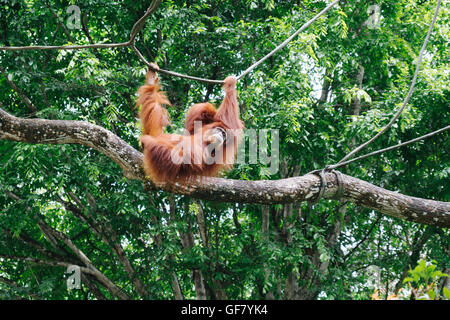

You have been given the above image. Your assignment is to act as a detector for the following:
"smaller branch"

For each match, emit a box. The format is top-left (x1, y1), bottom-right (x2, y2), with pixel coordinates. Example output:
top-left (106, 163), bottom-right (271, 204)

top-left (0, 276), bottom-right (18, 287)
top-left (5, 190), bottom-right (61, 251)
top-left (81, 13), bottom-right (103, 61)
top-left (7, 50), bottom-right (52, 109)
top-left (60, 191), bottom-right (148, 298)
top-left (0, 276), bottom-right (40, 299)
top-left (195, 200), bottom-right (210, 248)
top-left (0, 66), bottom-right (37, 113)
top-left (0, 42), bottom-right (131, 51)
top-left (343, 214), bottom-right (382, 262)
top-left (0, 254), bottom-right (97, 276)
top-left (41, 222), bottom-right (131, 300)
top-left (128, 0), bottom-right (162, 44)
top-left (2, 227), bottom-right (66, 263)
top-left (46, 4), bottom-right (75, 43)
top-left (158, 195), bottom-right (185, 300)
top-left (394, 226), bottom-right (435, 293)
top-left (81, 273), bottom-right (108, 300)
top-left (4, 189), bottom-right (130, 300)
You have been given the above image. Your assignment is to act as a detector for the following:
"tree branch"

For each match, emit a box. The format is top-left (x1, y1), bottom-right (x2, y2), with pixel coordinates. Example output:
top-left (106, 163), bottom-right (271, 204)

top-left (0, 254), bottom-right (97, 276)
top-left (4, 189), bottom-right (130, 300)
top-left (0, 66), bottom-right (38, 113)
top-left (57, 192), bottom-right (148, 298)
top-left (0, 108), bottom-right (449, 228)
top-left (44, 224), bottom-right (130, 300)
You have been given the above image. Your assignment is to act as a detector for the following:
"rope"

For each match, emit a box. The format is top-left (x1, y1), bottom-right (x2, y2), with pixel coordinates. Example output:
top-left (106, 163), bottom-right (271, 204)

top-left (307, 168), bottom-right (345, 203)
top-left (307, 124), bottom-right (448, 203)
top-left (0, 0), bottom-right (339, 85)
top-left (306, 125), bottom-right (449, 203)
top-left (303, 0), bottom-right (445, 204)
top-left (336, 0), bottom-right (441, 165)
top-left (131, 45), bottom-right (223, 85)
top-left (326, 125), bottom-right (450, 171)
top-left (309, 169), bottom-right (327, 204)
top-left (332, 169), bottom-right (345, 200)
top-left (237, 0), bottom-right (340, 81)
top-left (142, 0), bottom-right (339, 84)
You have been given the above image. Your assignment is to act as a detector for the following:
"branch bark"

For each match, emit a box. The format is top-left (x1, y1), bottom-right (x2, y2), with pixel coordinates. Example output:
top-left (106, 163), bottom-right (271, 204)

top-left (0, 108), bottom-right (449, 228)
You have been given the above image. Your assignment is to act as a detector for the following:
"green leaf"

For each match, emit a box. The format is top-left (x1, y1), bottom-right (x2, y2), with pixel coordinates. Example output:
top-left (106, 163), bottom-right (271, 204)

top-left (427, 289), bottom-right (435, 300)
top-left (443, 287), bottom-right (450, 299)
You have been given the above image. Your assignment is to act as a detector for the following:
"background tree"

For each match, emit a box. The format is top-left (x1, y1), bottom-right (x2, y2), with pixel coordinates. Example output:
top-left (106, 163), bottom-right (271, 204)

top-left (0, 0), bottom-right (448, 300)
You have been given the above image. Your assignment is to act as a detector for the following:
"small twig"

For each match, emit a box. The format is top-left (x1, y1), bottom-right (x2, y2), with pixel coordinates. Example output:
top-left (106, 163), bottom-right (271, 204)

top-left (46, 3), bottom-right (75, 43)
top-left (343, 213), bottom-right (382, 262)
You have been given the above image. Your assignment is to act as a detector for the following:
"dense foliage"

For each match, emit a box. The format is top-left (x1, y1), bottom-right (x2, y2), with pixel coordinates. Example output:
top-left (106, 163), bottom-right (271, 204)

top-left (0, 0), bottom-right (448, 300)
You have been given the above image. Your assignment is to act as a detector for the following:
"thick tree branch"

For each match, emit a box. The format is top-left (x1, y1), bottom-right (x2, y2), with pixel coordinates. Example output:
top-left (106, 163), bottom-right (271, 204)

top-left (0, 107), bottom-right (143, 179)
top-left (0, 108), bottom-right (449, 228)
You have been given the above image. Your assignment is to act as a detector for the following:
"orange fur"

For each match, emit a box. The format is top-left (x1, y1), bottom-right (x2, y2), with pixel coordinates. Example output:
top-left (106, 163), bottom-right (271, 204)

top-left (136, 78), bottom-right (171, 137)
top-left (137, 70), bottom-right (244, 183)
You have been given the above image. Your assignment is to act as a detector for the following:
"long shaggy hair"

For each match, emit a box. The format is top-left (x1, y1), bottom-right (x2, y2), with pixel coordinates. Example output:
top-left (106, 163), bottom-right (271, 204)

top-left (137, 71), bottom-right (244, 183)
